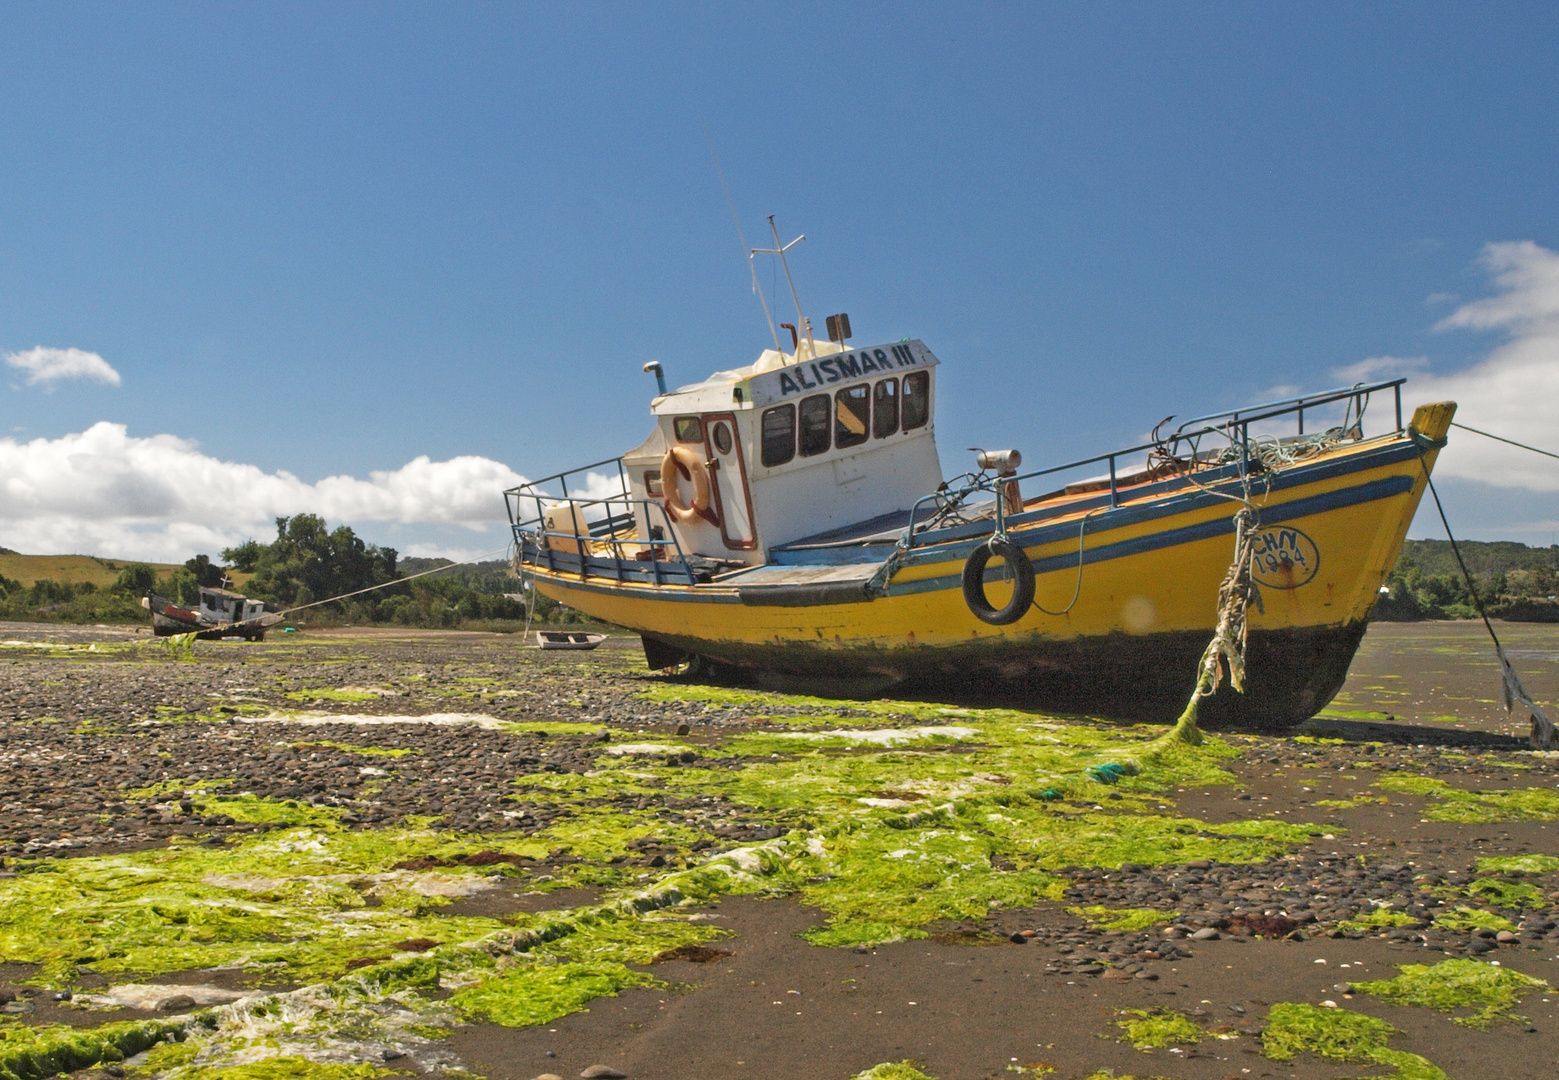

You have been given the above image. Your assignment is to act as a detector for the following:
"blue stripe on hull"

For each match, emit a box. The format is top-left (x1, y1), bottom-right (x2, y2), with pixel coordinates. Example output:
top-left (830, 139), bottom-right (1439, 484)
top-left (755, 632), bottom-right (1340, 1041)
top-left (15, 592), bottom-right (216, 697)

top-left (536, 469), bottom-right (1415, 605)
top-left (771, 437), bottom-right (1423, 567)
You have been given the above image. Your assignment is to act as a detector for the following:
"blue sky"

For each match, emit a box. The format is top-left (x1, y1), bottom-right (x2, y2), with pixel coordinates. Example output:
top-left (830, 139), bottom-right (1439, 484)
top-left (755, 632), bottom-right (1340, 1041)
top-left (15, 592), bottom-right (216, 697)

top-left (3, 3), bottom-right (1557, 560)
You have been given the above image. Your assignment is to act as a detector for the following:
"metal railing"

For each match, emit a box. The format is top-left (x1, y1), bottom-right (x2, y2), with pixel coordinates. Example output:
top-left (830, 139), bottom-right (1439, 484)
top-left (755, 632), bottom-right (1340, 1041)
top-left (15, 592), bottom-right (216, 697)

top-left (504, 458), bottom-right (698, 585)
top-left (902, 379), bottom-right (1406, 548)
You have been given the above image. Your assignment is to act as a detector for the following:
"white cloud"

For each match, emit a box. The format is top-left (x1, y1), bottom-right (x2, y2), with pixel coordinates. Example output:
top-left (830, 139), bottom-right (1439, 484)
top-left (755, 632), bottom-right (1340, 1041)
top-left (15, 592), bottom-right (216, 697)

top-left (5, 346), bottom-right (121, 388)
top-left (1404, 241), bottom-right (1559, 492)
top-left (1331, 355), bottom-right (1428, 384)
top-left (0, 422), bottom-right (543, 562)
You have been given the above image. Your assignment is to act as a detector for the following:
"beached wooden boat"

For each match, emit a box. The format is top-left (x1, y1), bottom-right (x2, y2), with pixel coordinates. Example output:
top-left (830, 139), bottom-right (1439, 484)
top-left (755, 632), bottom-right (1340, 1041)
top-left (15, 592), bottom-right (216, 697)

top-left (535, 631), bottom-right (608, 650)
top-left (506, 311), bottom-right (1453, 730)
top-left (142, 586), bottom-right (282, 641)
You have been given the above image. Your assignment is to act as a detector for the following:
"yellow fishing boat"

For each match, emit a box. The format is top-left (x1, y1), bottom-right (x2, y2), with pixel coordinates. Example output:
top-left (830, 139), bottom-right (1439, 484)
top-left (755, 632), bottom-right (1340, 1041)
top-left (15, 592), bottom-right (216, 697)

top-left (506, 244), bottom-right (1454, 730)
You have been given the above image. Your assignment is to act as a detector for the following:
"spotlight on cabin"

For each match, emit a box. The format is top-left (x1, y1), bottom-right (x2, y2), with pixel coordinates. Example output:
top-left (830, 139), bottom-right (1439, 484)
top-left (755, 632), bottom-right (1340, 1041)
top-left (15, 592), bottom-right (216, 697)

top-left (974, 449), bottom-right (1022, 475)
top-left (826, 313), bottom-right (852, 343)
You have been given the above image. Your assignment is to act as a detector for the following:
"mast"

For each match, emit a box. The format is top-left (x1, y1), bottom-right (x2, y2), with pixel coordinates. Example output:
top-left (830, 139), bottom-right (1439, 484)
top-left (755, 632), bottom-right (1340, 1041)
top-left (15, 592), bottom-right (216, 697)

top-left (754, 217), bottom-right (814, 356)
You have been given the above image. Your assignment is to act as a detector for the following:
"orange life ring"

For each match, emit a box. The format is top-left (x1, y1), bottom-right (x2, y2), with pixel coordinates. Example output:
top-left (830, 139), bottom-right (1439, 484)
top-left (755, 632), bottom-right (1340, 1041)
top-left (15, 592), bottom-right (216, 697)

top-left (661, 444), bottom-right (717, 525)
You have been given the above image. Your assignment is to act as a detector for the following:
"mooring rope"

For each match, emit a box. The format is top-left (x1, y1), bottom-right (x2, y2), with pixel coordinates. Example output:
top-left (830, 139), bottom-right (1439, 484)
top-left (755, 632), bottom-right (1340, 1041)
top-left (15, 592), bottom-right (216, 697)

top-left (1153, 505), bottom-right (1261, 747)
top-left (1416, 457), bottom-right (1558, 750)
top-left (219, 545), bottom-right (514, 630)
top-left (1029, 507), bottom-right (1107, 617)
top-left (1450, 421), bottom-right (1559, 463)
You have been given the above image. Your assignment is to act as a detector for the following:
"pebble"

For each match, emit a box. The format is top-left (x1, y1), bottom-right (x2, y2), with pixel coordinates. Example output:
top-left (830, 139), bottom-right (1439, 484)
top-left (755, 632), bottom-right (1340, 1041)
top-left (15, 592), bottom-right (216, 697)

top-left (1191, 928), bottom-right (1220, 941)
top-left (1497, 930), bottom-right (1519, 943)
top-left (158, 994), bottom-right (196, 1012)
top-left (580, 1068), bottom-right (627, 1079)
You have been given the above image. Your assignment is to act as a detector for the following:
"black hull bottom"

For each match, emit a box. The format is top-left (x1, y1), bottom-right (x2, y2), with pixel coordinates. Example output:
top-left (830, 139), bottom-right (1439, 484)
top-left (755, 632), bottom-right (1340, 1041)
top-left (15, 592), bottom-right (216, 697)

top-left (641, 621), bottom-right (1369, 733)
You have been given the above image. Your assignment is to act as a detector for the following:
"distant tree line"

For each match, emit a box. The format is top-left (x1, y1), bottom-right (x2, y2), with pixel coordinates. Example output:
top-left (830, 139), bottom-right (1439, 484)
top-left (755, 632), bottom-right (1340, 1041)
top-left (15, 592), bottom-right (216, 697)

top-left (0, 515), bottom-right (593, 630)
top-left (1374, 540), bottom-right (1559, 622)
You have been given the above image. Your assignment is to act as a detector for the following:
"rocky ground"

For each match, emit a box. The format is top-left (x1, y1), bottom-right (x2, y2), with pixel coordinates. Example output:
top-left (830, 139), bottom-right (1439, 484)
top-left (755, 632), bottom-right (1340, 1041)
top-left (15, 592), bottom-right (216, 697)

top-left (0, 620), bottom-right (1557, 1080)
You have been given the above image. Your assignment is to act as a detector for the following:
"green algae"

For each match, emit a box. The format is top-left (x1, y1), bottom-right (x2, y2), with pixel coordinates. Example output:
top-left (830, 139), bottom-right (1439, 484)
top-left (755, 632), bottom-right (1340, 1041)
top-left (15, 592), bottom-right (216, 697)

top-left (1464, 877), bottom-right (1545, 908)
top-left (508, 707), bottom-right (1311, 948)
top-left (284, 689), bottom-right (388, 703)
top-left (1315, 795), bottom-right (1389, 809)
top-left (449, 960), bottom-right (660, 1026)
top-left (161, 633), bottom-right (198, 660)
top-left (1477, 854), bottom-right (1559, 875)
top-left (1433, 906), bottom-right (1516, 933)
top-left (1354, 957), bottom-right (1549, 1028)
top-left (849, 1062), bottom-right (937, 1080)
top-left (1314, 709), bottom-right (1393, 721)
top-left (1259, 1003), bottom-right (1447, 1080)
top-left (0, 820), bottom-right (554, 985)
top-left (500, 720), bottom-right (607, 735)
top-left (1336, 906), bottom-right (1421, 932)
top-left (1112, 1008), bottom-right (1203, 1049)
top-left (1374, 773), bottom-right (1559, 822)
top-left (159, 1057), bottom-right (391, 1080)
top-left (0, 1018), bottom-right (186, 1080)
top-left (289, 740), bottom-right (412, 758)
top-left (0, 685), bottom-right (1325, 1063)
top-left (1069, 907), bottom-right (1177, 932)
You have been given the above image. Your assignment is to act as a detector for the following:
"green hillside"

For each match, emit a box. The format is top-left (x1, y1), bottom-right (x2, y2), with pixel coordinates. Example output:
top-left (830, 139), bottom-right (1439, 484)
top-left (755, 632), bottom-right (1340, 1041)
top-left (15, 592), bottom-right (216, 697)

top-left (0, 553), bottom-right (183, 588)
top-left (1378, 539), bottom-right (1559, 621)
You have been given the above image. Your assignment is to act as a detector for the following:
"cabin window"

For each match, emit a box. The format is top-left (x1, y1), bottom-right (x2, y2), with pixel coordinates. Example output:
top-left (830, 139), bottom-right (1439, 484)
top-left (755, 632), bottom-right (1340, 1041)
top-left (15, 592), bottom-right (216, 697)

top-left (711, 421), bottom-right (734, 455)
top-left (835, 385), bottom-right (870, 450)
top-left (674, 416), bottom-right (703, 442)
top-left (902, 370), bottom-right (930, 430)
top-left (643, 469), bottom-right (663, 497)
top-left (799, 394), bottom-right (831, 456)
top-left (760, 406), bottom-right (795, 466)
top-left (872, 378), bottom-right (899, 438)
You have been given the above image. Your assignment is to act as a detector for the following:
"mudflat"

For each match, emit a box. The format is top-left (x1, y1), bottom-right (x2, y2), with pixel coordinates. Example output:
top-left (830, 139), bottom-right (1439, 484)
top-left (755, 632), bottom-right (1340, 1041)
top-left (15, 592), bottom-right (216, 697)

top-left (1, 619), bottom-right (1557, 1080)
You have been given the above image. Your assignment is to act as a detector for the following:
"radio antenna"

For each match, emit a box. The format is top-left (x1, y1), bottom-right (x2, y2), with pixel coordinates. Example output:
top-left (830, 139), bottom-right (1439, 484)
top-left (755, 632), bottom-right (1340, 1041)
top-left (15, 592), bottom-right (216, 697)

top-left (701, 119), bottom-right (782, 353)
top-left (753, 216), bottom-right (813, 354)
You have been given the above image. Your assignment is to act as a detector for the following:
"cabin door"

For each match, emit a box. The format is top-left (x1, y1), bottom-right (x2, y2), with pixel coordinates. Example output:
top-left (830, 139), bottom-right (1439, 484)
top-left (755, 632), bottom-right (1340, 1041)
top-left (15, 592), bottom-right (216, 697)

top-left (700, 412), bottom-right (756, 550)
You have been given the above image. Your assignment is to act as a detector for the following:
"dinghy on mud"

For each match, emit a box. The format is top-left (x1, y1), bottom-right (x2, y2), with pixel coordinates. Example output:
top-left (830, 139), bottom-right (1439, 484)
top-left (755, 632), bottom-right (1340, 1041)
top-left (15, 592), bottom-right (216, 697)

top-left (505, 243), bottom-right (1454, 730)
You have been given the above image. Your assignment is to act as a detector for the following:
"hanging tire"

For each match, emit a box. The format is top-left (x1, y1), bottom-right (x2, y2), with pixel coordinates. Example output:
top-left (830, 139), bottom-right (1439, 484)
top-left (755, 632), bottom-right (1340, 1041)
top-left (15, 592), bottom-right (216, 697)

top-left (962, 538), bottom-right (1035, 625)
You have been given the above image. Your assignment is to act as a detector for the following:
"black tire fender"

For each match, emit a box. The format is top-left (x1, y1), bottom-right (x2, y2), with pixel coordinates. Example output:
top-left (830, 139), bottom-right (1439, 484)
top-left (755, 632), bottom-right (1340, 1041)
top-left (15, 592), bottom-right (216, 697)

top-left (961, 537), bottom-right (1036, 625)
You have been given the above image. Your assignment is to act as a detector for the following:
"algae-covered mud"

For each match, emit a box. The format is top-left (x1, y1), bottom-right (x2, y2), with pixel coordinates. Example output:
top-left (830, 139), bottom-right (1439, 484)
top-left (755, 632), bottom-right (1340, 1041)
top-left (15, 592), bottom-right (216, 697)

top-left (2, 620), bottom-right (1558, 1080)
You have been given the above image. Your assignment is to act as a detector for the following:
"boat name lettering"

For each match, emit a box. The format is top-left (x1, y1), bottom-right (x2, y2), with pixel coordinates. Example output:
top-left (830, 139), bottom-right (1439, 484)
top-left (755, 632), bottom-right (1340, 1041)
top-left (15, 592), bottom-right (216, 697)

top-left (776, 344), bottom-right (918, 397)
top-left (1249, 526), bottom-right (1320, 589)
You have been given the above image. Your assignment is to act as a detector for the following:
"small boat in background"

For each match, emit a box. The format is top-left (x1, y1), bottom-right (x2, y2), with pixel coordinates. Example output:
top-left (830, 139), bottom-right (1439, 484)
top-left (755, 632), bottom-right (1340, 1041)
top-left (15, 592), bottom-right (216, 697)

top-left (534, 630), bottom-right (608, 650)
top-left (141, 585), bottom-right (282, 641)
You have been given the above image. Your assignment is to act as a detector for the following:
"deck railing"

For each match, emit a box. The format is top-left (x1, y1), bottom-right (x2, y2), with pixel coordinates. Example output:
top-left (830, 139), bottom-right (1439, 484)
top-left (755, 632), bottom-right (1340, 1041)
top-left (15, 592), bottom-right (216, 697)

top-left (508, 379), bottom-right (1409, 572)
top-left (505, 457), bottom-right (700, 585)
top-left (903, 379), bottom-right (1406, 547)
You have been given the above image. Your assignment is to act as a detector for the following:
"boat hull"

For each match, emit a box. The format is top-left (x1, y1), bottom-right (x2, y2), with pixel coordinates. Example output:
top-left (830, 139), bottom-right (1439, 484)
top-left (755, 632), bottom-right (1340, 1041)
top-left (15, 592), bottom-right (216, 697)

top-left (525, 407), bottom-right (1453, 730)
top-left (638, 619), bottom-right (1367, 730)
top-left (146, 595), bottom-right (280, 641)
